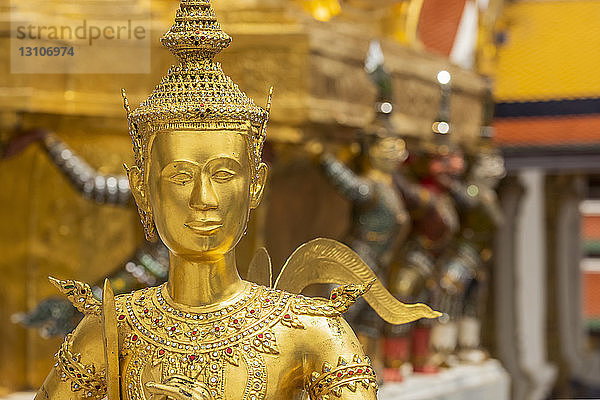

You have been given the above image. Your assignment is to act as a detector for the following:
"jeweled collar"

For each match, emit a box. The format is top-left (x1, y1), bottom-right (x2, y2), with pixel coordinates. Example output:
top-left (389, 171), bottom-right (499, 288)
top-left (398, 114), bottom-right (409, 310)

top-left (119, 283), bottom-right (293, 354)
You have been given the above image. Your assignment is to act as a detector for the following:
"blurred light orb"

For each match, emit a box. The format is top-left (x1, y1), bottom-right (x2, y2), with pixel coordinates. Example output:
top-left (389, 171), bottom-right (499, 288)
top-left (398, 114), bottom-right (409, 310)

top-left (433, 121), bottom-right (450, 134)
top-left (303, 0), bottom-right (341, 22)
top-left (437, 70), bottom-right (451, 85)
top-left (467, 184), bottom-right (480, 197)
top-left (380, 102), bottom-right (393, 114)
top-left (314, 6), bottom-right (332, 21)
top-left (438, 121), bottom-right (450, 133)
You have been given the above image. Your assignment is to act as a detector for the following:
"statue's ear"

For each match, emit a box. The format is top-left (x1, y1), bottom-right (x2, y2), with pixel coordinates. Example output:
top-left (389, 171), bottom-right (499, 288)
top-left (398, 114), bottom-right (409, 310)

top-left (250, 162), bottom-right (268, 209)
top-left (126, 165), bottom-right (151, 213)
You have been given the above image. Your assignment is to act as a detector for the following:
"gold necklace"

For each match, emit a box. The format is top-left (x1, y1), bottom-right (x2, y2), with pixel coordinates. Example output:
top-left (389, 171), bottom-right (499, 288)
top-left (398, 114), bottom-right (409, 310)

top-left (117, 284), bottom-right (301, 400)
top-left (50, 277), bottom-right (382, 400)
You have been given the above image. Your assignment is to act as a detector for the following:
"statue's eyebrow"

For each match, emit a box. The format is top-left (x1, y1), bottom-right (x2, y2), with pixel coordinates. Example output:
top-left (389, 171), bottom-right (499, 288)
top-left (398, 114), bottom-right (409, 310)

top-left (205, 156), bottom-right (242, 170)
top-left (161, 160), bottom-right (199, 173)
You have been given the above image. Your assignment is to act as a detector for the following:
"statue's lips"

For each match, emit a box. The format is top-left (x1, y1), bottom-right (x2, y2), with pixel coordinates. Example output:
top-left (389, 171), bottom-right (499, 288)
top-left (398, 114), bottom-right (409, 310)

top-left (184, 220), bottom-right (223, 235)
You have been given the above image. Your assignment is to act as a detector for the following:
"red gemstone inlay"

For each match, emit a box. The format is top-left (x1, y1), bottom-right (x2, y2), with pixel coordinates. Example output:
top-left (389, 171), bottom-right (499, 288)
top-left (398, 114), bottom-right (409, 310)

top-left (233, 319), bottom-right (239, 323)
top-left (118, 315), bottom-right (125, 320)
top-left (348, 370), bottom-right (354, 375)
top-left (132, 335), bottom-right (138, 341)
top-left (331, 294), bottom-right (337, 299)
top-left (250, 310), bottom-right (255, 314)
top-left (189, 355), bottom-right (196, 361)
top-left (284, 314), bottom-right (290, 319)
top-left (357, 369), bottom-right (363, 373)
top-left (171, 327), bottom-right (176, 332)
top-left (226, 348), bottom-right (232, 354)
top-left (192, 330), bottom-right (197, 335)
top-left (77, 374), bottom-right (82, 378)
top-left (258, 334), bottom-right (263, 339)
top-left (159, 350), bottom-right (165, 355)
top-left (337, 372), bottom-right (342, 378)
top-left (143, 308), bottom-right (148, 313)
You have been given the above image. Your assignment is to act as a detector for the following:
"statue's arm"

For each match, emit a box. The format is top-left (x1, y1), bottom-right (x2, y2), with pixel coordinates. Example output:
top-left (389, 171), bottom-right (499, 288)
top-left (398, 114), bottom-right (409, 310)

top-left (42, 132), bottom-right (131, 205)
top-left (35, 314), bottom-right (107, 400)
top-left (303, 316), bottom-right (377, 400)
top-left (319, 153), bottom-right (373, 203)
top-left (393, 172), bottom-right (435, 215)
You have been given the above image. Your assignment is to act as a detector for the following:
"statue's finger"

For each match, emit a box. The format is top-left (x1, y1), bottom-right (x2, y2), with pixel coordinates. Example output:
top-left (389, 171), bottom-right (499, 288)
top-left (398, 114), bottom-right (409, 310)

top-left (165, 374), bottom-right (195, 386)
top-left (145, 382), bottom-right (193, 399)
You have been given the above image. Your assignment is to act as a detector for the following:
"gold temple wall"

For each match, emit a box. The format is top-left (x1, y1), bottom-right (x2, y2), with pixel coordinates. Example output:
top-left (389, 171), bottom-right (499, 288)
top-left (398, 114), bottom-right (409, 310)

top-left (0, 0), bottom-right (488, 391)
top-left (0, 115), bottom-right (142, 390)
top-left (0, 1), bottom-right (174, 389)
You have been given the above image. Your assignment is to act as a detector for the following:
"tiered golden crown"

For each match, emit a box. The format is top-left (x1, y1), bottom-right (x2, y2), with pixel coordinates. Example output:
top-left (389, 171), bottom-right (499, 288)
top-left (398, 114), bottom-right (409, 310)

top-left (123, 0), bottom-right (272, 174)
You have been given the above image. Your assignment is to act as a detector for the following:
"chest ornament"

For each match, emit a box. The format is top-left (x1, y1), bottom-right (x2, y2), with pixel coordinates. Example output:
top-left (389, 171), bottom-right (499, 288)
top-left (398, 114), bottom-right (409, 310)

top-left (116, 284), bottom-right (351, 400)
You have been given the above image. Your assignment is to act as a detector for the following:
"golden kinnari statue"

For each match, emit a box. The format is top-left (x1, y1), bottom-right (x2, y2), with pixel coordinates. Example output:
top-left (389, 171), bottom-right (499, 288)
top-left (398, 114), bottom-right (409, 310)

top-left (35, 1), bottom-right (439, 399)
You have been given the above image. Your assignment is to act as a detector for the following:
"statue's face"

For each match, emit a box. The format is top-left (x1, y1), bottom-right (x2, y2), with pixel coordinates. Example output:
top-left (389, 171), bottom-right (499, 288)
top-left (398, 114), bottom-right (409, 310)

top-left (143, 130), bottom-right (265, 259)
top-left (429, 150), bottom-right (464, 182)
top-left (368, 137), bottom-right (407, 174)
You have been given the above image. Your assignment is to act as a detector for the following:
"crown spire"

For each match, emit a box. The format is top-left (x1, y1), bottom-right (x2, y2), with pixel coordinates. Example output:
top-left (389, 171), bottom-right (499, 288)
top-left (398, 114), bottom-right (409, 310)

top-left (125, 0), bottom-right (271, 179)
top-left (161, 0), bottom-right (232, 62)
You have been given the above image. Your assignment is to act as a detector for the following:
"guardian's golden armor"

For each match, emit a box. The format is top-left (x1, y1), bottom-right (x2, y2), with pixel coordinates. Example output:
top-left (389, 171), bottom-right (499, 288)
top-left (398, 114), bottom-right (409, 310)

top-left (35, 1), bottom-right (439, 399)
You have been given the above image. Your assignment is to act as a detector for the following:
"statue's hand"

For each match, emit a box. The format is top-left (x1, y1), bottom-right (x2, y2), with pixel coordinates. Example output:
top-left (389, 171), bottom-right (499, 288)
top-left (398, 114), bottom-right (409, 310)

top-left (11, 296), bottom-right (79, 338)
top-left (2, 127), bottom-right (49, 159)
top-left (146, 375), bottom-right (213, 400)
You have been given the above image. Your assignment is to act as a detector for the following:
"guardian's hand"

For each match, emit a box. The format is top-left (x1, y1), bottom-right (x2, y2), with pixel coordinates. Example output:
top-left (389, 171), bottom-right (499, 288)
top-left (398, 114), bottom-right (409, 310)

top-left (2, 127), bottom-right (48, 159)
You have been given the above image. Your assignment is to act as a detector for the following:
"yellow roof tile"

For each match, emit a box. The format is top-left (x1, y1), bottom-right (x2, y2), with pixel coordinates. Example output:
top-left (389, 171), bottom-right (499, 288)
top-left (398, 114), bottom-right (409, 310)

top-left (496, 1), bottom-right (600, 102)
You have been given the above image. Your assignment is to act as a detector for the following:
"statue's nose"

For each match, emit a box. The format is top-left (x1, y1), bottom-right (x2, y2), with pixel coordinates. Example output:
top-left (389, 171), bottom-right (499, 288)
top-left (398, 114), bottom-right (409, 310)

top-left (189, 175), bottom-right (218, 210)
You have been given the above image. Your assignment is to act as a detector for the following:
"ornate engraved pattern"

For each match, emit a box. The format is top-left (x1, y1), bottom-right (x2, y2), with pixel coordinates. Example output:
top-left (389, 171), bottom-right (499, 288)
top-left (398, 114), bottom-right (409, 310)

top-left (49, 277), bottom-right (101, 316)
top-left (53, 280), bottom-right (366, 400)
top-left (328, 281), bottom-right (374, 314)
top-left (123, 0), bottom-right (271, 186)
top-left (116, 284), bottom-right (333, 400)
top-left (54, 333), bottom-right (106, 399)
top-left (306, 355), bottom-right (378, 400)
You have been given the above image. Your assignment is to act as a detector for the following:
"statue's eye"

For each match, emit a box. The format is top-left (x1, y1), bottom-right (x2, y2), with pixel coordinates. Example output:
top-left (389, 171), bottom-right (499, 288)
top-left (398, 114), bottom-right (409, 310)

top-left (212, 170), bottom-right (235, 182)
top-left (169, 171), bottom-right (193, 185)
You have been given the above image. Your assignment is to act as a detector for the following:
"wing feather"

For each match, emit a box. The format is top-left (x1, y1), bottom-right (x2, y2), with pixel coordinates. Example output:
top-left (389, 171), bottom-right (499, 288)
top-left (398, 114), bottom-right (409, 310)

top-left (246, 247), bottom-right (273, 288)
top-left (274, 238), bottom-right (441, 324)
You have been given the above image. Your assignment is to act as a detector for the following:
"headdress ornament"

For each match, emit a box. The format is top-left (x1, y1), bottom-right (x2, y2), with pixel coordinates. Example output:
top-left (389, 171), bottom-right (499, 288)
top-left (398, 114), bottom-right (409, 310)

top-left (122, 0), bottom-right (272, 241)
top-left (122, 0), bottom-right (272, 177)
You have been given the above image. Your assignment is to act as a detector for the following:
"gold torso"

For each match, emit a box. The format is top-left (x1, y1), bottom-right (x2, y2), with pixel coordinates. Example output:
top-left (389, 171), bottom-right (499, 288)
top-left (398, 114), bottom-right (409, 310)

top-left (113, 284), bottom-right (375, 400)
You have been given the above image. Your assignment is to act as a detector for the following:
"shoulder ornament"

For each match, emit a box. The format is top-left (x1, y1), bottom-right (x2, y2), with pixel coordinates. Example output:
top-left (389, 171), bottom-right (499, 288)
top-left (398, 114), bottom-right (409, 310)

top-left (307, 354), bottom-right (378, 400)
top-left (54, 333), bottom-right (107, 399)
top-left (290, 281), bottom-right (373, 319)
top-left (49, 277), bottom-right (101, 316)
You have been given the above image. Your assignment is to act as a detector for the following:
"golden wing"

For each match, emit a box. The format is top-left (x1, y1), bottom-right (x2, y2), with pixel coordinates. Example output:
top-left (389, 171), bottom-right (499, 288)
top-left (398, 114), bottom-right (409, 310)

top-left (245, 247), bottom-right (273, 288)
top-left (274, 238), bottom-right (441, 324)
